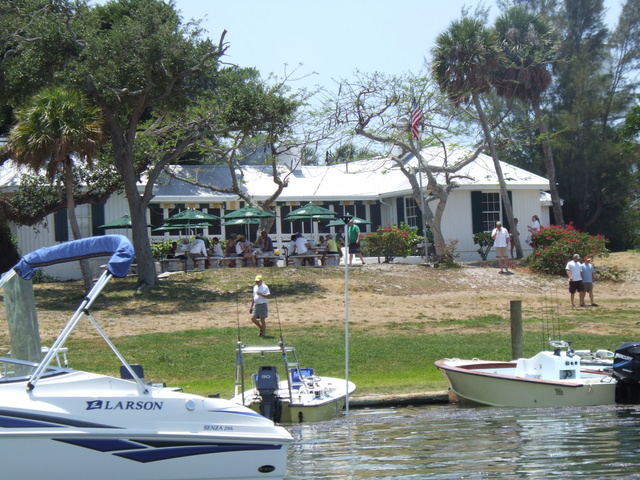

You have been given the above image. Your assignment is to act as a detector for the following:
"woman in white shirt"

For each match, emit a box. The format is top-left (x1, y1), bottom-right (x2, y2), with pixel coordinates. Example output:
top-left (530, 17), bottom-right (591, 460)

top-left (527, 215), bottom-right (541, 248)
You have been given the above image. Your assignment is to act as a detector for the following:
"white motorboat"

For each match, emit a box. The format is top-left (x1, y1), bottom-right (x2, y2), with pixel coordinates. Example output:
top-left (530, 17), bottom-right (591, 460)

top-left (435, 340), bottom-right (618, 408)
top-left (0, 236), bottom-right (292, 480)
top-left (231, 344), bottom-right (356, 423)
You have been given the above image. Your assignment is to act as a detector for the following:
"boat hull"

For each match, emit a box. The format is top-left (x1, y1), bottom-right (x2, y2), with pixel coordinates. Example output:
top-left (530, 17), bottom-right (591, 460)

top-left (0, 371), bottom-right (291, 480)
top-left (233, 377), bottom-right (356, 423)
top-left (245, 396), bottom-right (348, 423)
top-left (435, 359), bottom-right (616, 408)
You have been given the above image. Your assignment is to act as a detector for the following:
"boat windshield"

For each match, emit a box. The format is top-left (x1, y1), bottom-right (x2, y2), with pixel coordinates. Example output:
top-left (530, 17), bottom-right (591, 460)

top-left (0, 356), bottom-right (66, 383)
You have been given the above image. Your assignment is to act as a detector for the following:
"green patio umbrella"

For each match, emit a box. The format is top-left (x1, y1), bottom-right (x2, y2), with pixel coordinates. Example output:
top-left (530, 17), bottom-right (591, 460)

top-left (153, 222), bottom-right (212, 233)
top-left (325, 216), bottom-right (371, 228)
top-left (98, 214), bottom-right (152, 229)
top-left (221, 206), bottom-right (276, 220)
top-left (222, 217), bottom-right (262, 241)
top-left (221, 218), bottom-right (262, 226)
top-left (164, 209), bottom-right (219, 224)
top-left (285, 203), bottom-right (337, 219)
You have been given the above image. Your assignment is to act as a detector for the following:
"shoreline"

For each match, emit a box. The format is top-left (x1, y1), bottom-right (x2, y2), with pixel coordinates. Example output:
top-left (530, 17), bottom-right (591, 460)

top-left (349, 390), bottom-right (451, 408)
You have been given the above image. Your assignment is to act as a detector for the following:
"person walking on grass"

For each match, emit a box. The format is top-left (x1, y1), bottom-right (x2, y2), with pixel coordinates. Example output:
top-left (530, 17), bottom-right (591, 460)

top-left (566, 254), bottom-right (586, 307)
top-left (347, 219), bottom-right (365, 266)
top-left (491, 221), bottom-right (510, 274)
top-left (250, 275), bottom-right (270, 337)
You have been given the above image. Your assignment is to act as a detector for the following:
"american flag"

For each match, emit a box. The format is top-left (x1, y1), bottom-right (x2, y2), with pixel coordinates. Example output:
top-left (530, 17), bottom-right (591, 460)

top-left (411, 100), bottom-right (423, 140)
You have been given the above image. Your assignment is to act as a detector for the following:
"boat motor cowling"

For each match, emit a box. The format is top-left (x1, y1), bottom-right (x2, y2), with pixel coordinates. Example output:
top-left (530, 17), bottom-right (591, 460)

top-left (256, 366), bottom-right (282, 422)
top-left (613, 342), bottom-right (640, 404)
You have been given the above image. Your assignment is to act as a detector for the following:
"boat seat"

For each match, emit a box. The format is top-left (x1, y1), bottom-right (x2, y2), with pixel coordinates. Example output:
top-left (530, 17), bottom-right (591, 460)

top-left (290, 368), bottom-right (315, 389)
top-left (120, 364), bottom-right (146, 382)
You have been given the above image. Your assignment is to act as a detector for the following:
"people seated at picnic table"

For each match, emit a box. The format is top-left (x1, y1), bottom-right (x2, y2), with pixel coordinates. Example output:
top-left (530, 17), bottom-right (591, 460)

top-left (292, 232), bottom-right (314, 266)
top-left (224, 233), bottom-right (238, 267)
top-left (166, 241), bottom-right (178, 259)
top-left (189, 236), bottom-right (209, 268)
top-left (236, 235), bottom-right (257, 267)
top-left (210, 237), bottom-right (223, 258)
top-left (255, 230), bottom-right (276, 266)
top-left (175, 239), bottom-right (190, 259)
top-left (317, 235), bottom-right (328, 265)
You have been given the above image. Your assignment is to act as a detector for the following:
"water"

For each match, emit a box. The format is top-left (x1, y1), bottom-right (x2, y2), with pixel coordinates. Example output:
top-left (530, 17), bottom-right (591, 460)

top-left (285, 405), bottom-right (640, 479)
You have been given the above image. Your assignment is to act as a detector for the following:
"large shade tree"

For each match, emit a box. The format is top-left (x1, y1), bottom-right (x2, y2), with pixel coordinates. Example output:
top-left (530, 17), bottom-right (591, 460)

top-left (2, 0), bottom-right (301, 288)
top-left (432, 17), bottom-right (524, 257)
top-left (6, 86), bottom-right (105, 291)
top-left (494, 6), bottom-right (564, 226)
top-left (331, 72), bottom-right (486, 258)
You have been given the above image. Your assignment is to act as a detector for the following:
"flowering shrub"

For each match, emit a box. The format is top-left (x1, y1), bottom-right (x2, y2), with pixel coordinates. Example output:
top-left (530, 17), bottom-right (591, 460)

top-left (528, 224), bottom-right (609, 275)
top-left (361, 223), bottom-right (422, 263)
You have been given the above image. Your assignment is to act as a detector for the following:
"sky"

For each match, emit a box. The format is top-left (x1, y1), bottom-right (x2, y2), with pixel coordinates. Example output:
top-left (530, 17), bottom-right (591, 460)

top-left (174, 0), bottom-right (624, 93)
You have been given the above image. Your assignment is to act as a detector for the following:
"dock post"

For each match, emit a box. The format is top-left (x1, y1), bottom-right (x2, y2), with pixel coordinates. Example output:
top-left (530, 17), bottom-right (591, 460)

top-left (510, 300), bottom-right (523, 360)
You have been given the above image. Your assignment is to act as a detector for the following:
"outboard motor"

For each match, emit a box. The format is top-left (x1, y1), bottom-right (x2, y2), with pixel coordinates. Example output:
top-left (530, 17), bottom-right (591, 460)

top-left (255, 366), bottom-right (282, 422)
top-left (613, 342), bottom-right (640, 404)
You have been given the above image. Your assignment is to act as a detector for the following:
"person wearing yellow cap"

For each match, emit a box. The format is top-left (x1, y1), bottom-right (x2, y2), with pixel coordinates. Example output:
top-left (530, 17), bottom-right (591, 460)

top-left (250, 275), bottom-right (270, 336)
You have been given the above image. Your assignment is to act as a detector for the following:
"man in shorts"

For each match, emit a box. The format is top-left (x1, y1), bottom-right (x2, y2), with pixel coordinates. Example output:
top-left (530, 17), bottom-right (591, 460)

top-left (347, 219), bottom-right (365, 266)
top-left (565, 254), bottom-right (586, 307)
top-left (491, 221), bottom-right (510, 274)
top-left (581, 256), bottom-right (598, 306)
top-left (250, 275), bottom-right (271, 337)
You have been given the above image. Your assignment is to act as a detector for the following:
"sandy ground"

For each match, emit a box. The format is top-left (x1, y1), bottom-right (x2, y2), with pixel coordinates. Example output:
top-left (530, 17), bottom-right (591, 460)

top-left (12, 251), bottom-right (638, 344)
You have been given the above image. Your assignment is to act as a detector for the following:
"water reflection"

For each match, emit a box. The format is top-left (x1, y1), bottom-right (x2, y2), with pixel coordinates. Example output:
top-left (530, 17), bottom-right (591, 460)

top-left (285, 405), bottom-right (640, 479)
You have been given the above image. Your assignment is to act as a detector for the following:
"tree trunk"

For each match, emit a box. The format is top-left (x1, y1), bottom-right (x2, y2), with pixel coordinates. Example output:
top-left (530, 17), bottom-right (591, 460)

top-left (532, 96), bottom-right (565, 226)
top-left (473, 95), bottom-right (523, 258)
top-left (109, 130), bottom-right (159, 290)
top-left (65, 161), bottom-right (93, 292)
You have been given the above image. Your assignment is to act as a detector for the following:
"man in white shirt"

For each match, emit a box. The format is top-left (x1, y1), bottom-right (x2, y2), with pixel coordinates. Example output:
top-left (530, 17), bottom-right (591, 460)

top-left (565, 254), bottom-right (586, 307)
top-left (189, 237), bottom-right (208, 269)
top-left (491, 221), bottom-right (510, 274)
top-left (250, 275), bottom-right (270, 337)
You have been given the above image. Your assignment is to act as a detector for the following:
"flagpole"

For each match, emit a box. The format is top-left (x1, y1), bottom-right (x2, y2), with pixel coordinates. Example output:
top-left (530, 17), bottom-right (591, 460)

top-left (411, 99), bottom-right (429, 252)
top-left (341, 213), bottom-right (353, 421)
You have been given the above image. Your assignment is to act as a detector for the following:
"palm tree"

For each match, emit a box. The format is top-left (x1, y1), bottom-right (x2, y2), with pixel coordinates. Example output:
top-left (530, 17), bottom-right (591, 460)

top-left (495, 6), bottom-right (564, 226)
top-left (432, 17), bottom-right (523, 257)
top-left (7, 87), bottom-right (105, 291)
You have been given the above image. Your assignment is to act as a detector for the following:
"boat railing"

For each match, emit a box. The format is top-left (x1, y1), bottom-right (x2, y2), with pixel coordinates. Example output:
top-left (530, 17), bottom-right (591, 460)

top-left (0, 356), bottom-right (66, 383)
top-left (234, 344), bottom-right (313, 405)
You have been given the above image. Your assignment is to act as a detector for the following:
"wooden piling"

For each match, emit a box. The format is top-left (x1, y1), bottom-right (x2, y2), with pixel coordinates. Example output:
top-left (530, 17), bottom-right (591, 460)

top-left (510, 300), bottom-right (523, 360)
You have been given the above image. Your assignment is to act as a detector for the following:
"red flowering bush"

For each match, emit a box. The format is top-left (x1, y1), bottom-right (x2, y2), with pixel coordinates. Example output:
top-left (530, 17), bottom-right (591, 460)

top-left (528, 224), bottom-right (609, 275)
top-left (361, 223), bottom-right (420, 263)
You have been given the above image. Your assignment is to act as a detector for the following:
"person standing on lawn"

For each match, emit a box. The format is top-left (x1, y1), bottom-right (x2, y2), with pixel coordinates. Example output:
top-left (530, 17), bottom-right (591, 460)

top-left (347, 219), bottom-right (365, 266)
top-left (250, 275), bottom-right (270, 337)
top-left (581, 256), bottom-right (598, 306)
top-left (566, 254), bottom-right (586, 307)
top-left (491, 221), bottom-right (510, 274)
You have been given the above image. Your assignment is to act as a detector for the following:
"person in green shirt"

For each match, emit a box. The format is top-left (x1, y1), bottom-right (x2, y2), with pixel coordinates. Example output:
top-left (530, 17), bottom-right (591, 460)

top-left (347, 219), bottom-right (365, 266)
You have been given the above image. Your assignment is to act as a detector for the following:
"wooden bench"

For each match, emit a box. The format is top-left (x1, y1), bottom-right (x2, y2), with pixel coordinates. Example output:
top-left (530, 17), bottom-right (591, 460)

top-left (221, 257), bottom-right (245, 268)
top-left (324, 253), bottom-right (340, 266)
top-left (160, 258), bottom-right (185, 273)
top-left (257, 255), bottom-right (281, 267)
top-left (291, 254), bottom-right (323, 266)
top-left (192, 256), bottom-right (208, 270)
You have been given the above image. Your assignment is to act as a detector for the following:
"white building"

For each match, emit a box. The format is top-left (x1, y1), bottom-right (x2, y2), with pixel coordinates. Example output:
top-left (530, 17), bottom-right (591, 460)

top-left (0, 147), bottom-right (551, 279)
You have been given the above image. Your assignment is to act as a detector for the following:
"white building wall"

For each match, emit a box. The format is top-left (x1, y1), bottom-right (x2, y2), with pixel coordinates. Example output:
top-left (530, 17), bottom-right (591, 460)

top-left (438, 188), bottom-right (545, 262)
top-left (9, 194), bottom-right (132, 280)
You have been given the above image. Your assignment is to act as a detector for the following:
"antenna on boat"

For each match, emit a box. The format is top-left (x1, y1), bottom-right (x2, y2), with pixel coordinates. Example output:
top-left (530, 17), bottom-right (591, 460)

top-left (235, 274), bottom-right (242, 344)
top-left (272, 285), bottom-right (285, 347)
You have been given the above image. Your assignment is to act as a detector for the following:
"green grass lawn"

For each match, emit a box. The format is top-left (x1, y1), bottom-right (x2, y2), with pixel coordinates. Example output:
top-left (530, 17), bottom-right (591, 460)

top-left (64, 325), bottom-right (633, 398)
